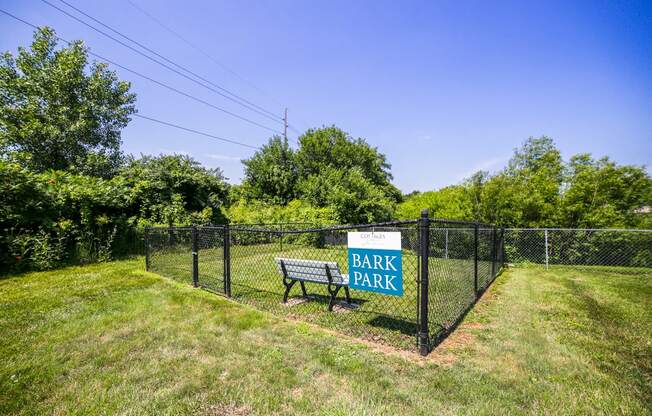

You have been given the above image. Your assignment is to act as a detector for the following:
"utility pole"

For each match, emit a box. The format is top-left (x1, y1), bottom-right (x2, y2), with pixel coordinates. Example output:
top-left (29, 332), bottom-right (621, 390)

top-left (283, 108), bottom-right (288, 141)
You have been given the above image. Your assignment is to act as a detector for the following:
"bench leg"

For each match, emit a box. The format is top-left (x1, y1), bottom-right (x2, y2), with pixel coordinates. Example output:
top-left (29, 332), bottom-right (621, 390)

top-left (328, 285), bottom-right (341, 312)
top-left (282, 279), bottom-right (297, 303)
top-left (344, 287), bottom-right (351, 304)
top-left (300, 281), bottom-right (308, 297)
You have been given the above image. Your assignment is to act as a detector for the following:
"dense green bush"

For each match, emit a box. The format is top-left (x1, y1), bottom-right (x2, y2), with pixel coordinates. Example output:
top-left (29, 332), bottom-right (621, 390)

top-left (0, 155), bottom-right (229, 274)
top-left (396, 186), bottom-right (471, 221)
top-left (226, 199), bottom-right (337, 226)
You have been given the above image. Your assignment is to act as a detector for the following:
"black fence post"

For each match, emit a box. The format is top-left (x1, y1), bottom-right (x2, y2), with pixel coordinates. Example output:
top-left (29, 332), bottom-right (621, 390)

top-left (223, 224), bottom-right (231, 297)
top-left (500, 227), bottom-right (506, 266)
top-left (418, 209), bottom-right (430, 356)
top-left (144, 226), bottom-right (150, 271)
top-left (491, 226), bottom-right (497, 278)
top-left (192, 225), bottom-right (199, 288)
top-left (474, 222), bottom-right (479, 296)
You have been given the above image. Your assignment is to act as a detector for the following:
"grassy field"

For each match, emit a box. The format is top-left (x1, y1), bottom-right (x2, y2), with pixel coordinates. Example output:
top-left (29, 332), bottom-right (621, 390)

top-left (1, 259), bottom-right (650, 415)
top-left (149, 243), bottom-right (498, 350)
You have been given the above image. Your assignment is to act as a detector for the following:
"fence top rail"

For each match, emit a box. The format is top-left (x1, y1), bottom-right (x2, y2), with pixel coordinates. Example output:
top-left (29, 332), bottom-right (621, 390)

top-left (146, 226), bottom-right (196, 231)
top-left (229, 222), bottom-right (314, 227)
top-left (505, 227), bottom-right (652, 232)
top-left (145, 218), bottom-right (505, 233)
top-left (430, 218), bottom-right (497, 228)
top-left (229, 219), bottom-right (420, 234)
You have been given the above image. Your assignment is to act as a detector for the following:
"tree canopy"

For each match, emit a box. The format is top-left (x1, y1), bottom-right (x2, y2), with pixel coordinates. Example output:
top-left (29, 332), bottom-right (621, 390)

top-left (1, 28), bottom-right (650, 275)
top-left (398, 136), bottom-right (651, 228)
top-left (241, 136), bottom-right (297, 205)
top-left (240, 126), bottom-right (401, 223)
top-left (0, 27), bottom-right (136, 177)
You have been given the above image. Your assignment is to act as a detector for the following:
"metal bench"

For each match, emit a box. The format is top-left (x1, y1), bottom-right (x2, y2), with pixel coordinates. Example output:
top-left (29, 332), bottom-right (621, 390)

top-left (275, 258), bottom-right (352, 311)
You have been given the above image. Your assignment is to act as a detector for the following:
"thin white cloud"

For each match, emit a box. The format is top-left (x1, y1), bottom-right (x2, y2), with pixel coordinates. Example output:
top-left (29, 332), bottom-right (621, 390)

top-left (458, 156), bottom-right (507, 181)
top-left (417, 134), bottom-right (432, 141)
top-left (159, 149), bottom-right (191, 156)
top-left (207, 154), bottom-right (242, 161)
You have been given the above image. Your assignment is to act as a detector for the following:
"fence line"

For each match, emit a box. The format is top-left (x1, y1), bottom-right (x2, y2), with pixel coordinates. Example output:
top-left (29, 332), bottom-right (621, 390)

top-left (504, 228), bottom-right (651, 272)
top-left (145, 211), bottom-right (505, 355)
top-left (505, 228), bottom-right (652, 232)
top-left (143, 221), bottom-right (651, 354)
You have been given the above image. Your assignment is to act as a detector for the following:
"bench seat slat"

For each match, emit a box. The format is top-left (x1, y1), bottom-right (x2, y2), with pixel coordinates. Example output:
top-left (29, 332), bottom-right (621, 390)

top-left (275, 258), bottom-right (348, 286)
top-left (280, 265), bottom-right (343, 277)
top-left (285, 274), bottom-right (349, 285)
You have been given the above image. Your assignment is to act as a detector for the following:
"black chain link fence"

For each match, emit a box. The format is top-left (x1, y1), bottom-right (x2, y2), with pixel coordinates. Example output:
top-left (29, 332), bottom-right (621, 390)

top-left (426, 222), bottom-right (504, 349)
top-left (145, 212), bottom-right (505, 355)
top-left (504, 228), bottom-right (652, 274)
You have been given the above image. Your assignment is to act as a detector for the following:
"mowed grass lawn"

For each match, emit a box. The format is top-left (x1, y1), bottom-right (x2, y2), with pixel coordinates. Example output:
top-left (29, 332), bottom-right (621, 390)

top-left (1, 260), bottom-right (650, 415)
top-left (151, 243), bottom-right (496, 350)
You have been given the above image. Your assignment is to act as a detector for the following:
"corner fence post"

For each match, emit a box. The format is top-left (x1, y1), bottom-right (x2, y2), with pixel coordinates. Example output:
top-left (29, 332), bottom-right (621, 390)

top-left (418, 209), bottom-right (430, 356)
top-left (474, 222), bottom-right (479, 296)
top-left (491, 226), bottom-right (497, 278)
top-left (192, 226), bottom-right (199, 288)
top-left (144, 226), bottom-right (150, 271)
top-left (223, 224), bottom-right (231, 297)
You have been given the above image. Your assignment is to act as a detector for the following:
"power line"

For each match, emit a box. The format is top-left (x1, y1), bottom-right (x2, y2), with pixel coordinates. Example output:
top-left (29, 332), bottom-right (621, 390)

top-left (0, 8), bottom-right (267, 148)
top-left (1, 7), bottom-right (281, 134)
top-left (39, 0), bottom-right (283, 131)
top-left (55, 0), bottom-right (282, 123)
top-left (124, 0), bottom-right (315, 133)
top-left (133, 114), bottom-right (260, 149)
top-left (125, 0), bottom-right (286, 110)
top-left (288, 124), bottom-right (302, 135)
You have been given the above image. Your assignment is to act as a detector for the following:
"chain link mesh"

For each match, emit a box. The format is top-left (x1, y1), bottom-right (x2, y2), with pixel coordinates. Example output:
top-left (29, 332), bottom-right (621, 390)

top-left (227, 222), bottom-right (420, 350)
top-left (504, 228), bottom-right (652, 274)
top-left (146, 220), bottom-right (507, 353)
top-left (196, 226), bottom-right (226, 294)
top-left (146, 227), bottom-right (194, 286)
top-left (426, 223), bottom-right (504, 347)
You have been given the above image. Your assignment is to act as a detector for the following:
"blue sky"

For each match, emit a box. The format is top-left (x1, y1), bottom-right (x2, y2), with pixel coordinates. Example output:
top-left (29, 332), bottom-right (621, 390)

top-left (1, 0), bottom-right (651, 192)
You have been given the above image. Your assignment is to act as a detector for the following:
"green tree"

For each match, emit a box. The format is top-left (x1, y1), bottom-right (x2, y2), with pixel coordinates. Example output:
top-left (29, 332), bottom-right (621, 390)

top-left (505, 136), bottom-right (563, 226)
top-left (239, 126), bottom-right (401, 223)
top-left (561, 154), bottom-right (651, 228)
top-left (470, 173), bottom-right (526, 226)
top-left (241, 136), bottom-right (298, 204)
top-left (300, 166), bottom-right (395, 223)
top-left (296, 126), bottom-right (401, 202)
top-left (120, 155), bottom-right (229, 225)
top-left (0, 27), bottom-right (136, 177)
top-left (396, 185), bottom-right (472, 220)
top-left (466, 136), bottom-right (564, 227)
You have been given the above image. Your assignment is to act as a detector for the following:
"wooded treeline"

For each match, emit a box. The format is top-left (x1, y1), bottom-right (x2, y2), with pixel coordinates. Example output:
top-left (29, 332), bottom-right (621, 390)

top-left (1, 28), bottom-right (650, 273)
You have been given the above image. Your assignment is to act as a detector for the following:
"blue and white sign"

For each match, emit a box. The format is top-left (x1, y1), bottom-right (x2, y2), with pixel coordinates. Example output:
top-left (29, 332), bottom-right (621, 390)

top-left (347, 232), bottom-right (403, 296)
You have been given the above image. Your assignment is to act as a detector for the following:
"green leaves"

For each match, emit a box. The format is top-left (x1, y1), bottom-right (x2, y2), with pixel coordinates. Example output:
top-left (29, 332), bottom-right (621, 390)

top-left (395, 186), bottom-right (471, 221)
top-left (0, 154), bottom-right (230, 273)
top-left (397, 136), bottom-right (651, 228)
top-left (0, 27), bottom-right (136, 177)
top-left (241, 136), bottom-right (298, 205)
top-left (240, 126), bottom-right (400, 224)
top-left (120, 154), bottom-right (229, 226)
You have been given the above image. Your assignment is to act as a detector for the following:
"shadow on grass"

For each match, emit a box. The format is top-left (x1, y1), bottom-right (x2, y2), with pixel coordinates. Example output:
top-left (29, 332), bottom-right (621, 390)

top-left (368, 315), bottom-right (418, 337)
top-left (428, 267), bottom-right (506, 351)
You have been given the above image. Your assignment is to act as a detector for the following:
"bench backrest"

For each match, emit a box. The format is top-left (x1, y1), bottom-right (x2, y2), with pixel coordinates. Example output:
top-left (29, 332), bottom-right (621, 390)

top-left (275, 258), bottom-right (346, 284)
